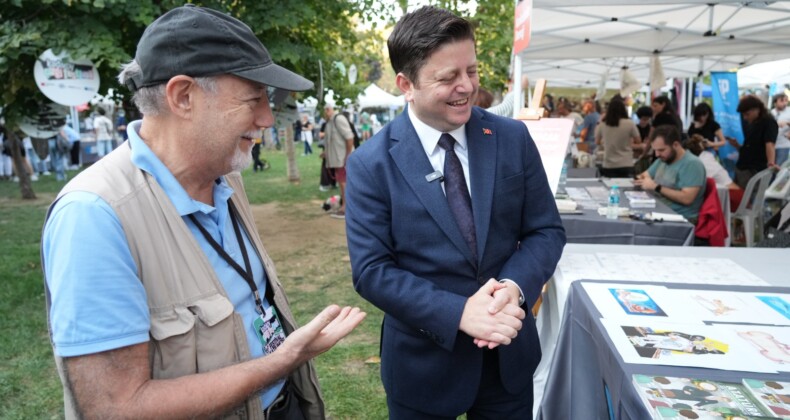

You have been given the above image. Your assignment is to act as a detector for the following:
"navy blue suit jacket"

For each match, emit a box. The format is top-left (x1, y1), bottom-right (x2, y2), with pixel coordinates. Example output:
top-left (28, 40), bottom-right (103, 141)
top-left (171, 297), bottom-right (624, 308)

top-left (345, 107), bottom-right (566, 415)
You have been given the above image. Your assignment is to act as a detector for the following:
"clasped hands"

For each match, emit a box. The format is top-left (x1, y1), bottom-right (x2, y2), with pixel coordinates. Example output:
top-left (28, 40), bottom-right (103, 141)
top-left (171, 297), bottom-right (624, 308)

top-left (459, 279), bottom-right (526, 350)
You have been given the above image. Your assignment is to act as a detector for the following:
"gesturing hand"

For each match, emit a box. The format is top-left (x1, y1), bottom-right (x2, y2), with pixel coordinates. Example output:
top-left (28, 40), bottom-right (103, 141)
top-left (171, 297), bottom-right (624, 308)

top-left (279, 305), bottom-right (366, 364)
top-left (459, 280), bottom-right (524, 349)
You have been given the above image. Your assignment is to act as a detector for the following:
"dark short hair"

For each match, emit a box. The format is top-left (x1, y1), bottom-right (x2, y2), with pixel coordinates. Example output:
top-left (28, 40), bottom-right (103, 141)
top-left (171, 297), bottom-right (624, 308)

top-left (636, 106), bottom-right (653, 119)
top-left (650, 124), bottom-right (681, 145)
top-left (652, 96), bottom-right (676, 115)
top-left (737, 95), bottom-right (767, 118)
top-left (604, 99), bottom-right (628, 126)
top-left (692, 102), bottom-right (714, 123)
top-left (387, 6), bottom-right (475, 85)
top-left (773, 93), bottom-right (788, 104)
top-left (97, 108), bottom-right (106, 116)
top-left (686, 134), bottom-right (706, 156)
top-left (475, 88), bottom-right (493, 108)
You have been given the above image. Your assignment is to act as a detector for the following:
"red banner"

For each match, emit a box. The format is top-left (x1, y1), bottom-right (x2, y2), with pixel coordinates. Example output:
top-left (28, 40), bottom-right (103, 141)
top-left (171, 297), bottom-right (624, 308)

top-left (513, 0), bottom-right (533, 55)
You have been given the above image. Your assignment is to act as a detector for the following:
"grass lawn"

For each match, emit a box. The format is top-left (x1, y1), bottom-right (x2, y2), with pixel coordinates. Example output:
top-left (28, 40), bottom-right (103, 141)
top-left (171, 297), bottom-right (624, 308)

top-left (0, 146), bottom-right (387, 419)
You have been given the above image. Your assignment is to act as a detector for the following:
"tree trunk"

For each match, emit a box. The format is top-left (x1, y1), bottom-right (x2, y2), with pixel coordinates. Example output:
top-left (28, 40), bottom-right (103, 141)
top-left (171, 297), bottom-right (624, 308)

top-left (3, 126), bottom-right (36, 200)
top-left (285, 124), bottom-right (300, 183)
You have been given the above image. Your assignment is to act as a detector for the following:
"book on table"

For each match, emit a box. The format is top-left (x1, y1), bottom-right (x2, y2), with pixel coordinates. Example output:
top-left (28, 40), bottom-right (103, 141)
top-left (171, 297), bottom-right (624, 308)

top-left (624, 190), bottom-right (657, 208)
top-left (632, 374), bottom-right (779, 419)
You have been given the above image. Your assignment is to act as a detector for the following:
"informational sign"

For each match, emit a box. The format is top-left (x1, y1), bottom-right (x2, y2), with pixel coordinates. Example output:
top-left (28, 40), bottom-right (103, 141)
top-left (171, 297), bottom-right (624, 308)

top-left (17, 103), bottom-right (69, 139)
top-left (348, 64), bottom-right (358, 85)
top-left (513, 0), bottom-right (533, 55)
top-left (523, 117), bottom-right (574, 196)
top-left (33, 49), bottom-right (100, 106)
top-left (711, 71), bottom-right (743, 176)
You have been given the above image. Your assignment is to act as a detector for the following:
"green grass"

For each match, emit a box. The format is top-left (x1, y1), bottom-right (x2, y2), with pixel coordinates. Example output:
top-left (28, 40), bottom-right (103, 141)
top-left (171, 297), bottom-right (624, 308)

top-left (0, 147), bottom-right (387, 419)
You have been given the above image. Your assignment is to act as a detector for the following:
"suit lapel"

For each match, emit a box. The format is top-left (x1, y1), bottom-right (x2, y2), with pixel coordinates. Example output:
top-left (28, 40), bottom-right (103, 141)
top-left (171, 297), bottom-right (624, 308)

top-left (466, 109), bottom-right (496, 260)
top-left (388, 113), bottom-right (477, 266)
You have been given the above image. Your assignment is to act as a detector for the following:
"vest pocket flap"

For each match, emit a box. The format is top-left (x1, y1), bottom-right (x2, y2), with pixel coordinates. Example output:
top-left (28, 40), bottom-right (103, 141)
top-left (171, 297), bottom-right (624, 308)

top-left (150, 306), bottom-right (196, 340)
top-left (149, 295), bottom-right (233, 340)
top-left (189, 294), bottom-right (235, 327)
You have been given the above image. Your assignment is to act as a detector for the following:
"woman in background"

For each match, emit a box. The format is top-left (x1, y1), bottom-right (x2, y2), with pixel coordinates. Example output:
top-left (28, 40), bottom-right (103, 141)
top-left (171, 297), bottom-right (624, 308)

top-left (595, 98), bottom-right (642, 178)
top-left (688, 102), bottom-right (726, 150)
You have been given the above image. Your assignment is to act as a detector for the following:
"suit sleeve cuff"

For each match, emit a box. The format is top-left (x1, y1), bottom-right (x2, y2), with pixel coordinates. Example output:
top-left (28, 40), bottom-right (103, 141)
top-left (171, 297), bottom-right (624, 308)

top-left (498, 279), bottom-right (525, 306)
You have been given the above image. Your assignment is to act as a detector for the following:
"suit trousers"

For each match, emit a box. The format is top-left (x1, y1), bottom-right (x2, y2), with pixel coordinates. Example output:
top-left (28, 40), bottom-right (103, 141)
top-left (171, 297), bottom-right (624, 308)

top-left (386, 349), bottom-right (534, 420)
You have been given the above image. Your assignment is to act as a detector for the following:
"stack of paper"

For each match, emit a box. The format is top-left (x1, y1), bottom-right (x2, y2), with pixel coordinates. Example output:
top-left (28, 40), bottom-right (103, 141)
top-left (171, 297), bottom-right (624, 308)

top-left (624, 190), bottom-right (656, 208)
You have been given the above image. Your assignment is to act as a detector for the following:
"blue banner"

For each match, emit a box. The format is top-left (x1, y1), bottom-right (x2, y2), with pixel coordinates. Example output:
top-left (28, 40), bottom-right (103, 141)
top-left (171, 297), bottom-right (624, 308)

top-left (711, 71), bottom-right (743, 176)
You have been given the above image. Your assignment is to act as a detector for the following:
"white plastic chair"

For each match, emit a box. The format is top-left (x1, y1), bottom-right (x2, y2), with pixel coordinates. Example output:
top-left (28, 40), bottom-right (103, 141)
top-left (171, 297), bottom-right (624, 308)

top-left (731, 168), bottom-right (775, 247)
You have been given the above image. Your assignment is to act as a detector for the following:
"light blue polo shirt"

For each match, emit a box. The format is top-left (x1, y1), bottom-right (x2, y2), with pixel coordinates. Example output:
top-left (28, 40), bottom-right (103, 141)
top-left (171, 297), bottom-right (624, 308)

top-left (42, 120), bottom-right (284, 408)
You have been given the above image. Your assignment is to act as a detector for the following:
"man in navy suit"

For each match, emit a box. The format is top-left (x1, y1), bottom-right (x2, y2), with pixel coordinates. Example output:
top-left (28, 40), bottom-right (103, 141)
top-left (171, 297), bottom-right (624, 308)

top-left (344, 6), bottom-right (566, 419)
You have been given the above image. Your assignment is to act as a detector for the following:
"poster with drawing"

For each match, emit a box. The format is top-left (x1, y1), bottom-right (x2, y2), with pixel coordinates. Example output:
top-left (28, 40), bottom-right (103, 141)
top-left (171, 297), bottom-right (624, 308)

top-left (601, 319), bottom-right (777, 373)
top-left (752, 294), bottom-right (790, 324)
top-left (728, 325), bottom-right (790, 371)
top-left (582, 283), bottom-right (679, 321)
top-left (664, 290), bottom-right (788, 325)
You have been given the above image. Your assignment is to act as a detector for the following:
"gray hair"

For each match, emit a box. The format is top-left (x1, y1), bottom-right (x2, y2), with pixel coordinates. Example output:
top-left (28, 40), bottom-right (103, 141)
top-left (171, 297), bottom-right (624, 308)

top-left (118, 60), bottom-right (218, 116)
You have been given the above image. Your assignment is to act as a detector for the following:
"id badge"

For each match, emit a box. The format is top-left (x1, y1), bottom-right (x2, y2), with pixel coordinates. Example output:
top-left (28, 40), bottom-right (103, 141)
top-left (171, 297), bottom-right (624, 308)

top-left (253, 306), bottom-right (286, 355)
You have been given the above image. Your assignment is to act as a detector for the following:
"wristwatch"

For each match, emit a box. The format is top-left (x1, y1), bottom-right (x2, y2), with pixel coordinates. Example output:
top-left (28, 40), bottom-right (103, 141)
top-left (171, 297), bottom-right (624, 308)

top-left (655, 184), bottom-right (663, 195)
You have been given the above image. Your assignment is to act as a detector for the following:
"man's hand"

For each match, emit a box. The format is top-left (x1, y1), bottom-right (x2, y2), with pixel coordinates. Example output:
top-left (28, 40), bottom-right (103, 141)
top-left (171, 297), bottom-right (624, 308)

top-left (459, 280), bottom-right (525, 349)
top-left (633, 176), bottom-right (657, 191)
top-left (278, 305), bottom-right (366, 364)
top-left (727, 137), bottom-right (740, 149)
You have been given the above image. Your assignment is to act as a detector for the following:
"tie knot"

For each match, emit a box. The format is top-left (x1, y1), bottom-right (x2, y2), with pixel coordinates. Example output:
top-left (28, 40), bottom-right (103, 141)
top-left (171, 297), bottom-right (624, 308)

top-left (438, 133), bottom-right (456, 151)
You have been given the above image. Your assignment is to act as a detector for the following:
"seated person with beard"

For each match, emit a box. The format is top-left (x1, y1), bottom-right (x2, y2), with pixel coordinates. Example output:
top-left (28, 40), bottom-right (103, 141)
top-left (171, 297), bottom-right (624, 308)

top-left (634, 125), bottom-right (706, 224)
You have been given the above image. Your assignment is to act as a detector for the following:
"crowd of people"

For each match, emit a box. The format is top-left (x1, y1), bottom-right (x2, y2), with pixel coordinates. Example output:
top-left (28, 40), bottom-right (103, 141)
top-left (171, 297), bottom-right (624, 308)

top-left (554, 90), bottom-right (788, 226)
top-left (1, 108), bottom-right (130, 182)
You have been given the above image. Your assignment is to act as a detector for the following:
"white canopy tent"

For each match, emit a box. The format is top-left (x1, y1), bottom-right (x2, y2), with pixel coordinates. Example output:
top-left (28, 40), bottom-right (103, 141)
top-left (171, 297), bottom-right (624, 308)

top-left (357, 83), bottom-right (405, 110)
top-left (520, 1), bottom-right (790, 89)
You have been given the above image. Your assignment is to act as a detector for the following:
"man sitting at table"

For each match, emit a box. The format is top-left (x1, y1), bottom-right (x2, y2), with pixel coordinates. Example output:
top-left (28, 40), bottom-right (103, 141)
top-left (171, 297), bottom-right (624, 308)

top-left (634, 125), bottom-right (706, 224)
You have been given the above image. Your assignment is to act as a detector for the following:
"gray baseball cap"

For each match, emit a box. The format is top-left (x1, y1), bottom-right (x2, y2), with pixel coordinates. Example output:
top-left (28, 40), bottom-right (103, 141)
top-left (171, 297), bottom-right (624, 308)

top-left (127, 4), bottom-right (313, 92)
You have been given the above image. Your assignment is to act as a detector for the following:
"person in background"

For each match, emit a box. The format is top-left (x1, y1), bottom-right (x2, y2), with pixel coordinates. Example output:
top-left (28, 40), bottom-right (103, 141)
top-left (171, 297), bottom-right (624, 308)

top-left (92, 108), bottom-right (115, 157)
top-left (688, 102), bottom-right (726, 150)
top-left (22, 135), bottom-right (43, 180)
top-left (345, 6), bottom-right (565, 418)
top-left (635, 105), bottom-right (653, 149)
top-left (687, 134), bottom-right (743, 209)
top-left (115, 109), bottom-right (129, 144)
top-left (41, 5), bottom-right (364, 418)
top-left (635, 125), bottom-right (706, 224)
top-left (770, 93), bottom-right (790, 166)
top-left (300, 113), bottom-right (314, 156)
top-left (595, 98), bottom-right (641, 178)
top-left (578, 100), bottom-right (601, 154)
top-left (322, 104), bottom-right (354, 218)
top-left (651, 95), bottom-right (683, 136)
top-left (475, 88), bottom-right (494, 108)
top-left (728, 95), bottom-right (778, 188)
top-left (251, 134), bottom-right (267, 172)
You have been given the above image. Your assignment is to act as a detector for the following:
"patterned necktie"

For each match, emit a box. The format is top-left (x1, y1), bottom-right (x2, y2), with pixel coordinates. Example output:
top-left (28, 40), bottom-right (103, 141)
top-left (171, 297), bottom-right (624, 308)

top-left (438, 133), bottom-right (477, 259)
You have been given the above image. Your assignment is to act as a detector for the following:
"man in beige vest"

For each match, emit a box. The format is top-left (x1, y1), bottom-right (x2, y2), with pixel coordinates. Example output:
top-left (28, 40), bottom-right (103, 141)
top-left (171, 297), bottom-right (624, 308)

top-left (41, 5), bottom-right (365, 419)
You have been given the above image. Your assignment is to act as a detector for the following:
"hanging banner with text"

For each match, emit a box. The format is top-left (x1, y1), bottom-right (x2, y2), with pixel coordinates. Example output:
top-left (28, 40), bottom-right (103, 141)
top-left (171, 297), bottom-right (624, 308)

top-left (711, 71), bottom-right (743, 176)
top-left (513, 0), bottom-right (533, 55)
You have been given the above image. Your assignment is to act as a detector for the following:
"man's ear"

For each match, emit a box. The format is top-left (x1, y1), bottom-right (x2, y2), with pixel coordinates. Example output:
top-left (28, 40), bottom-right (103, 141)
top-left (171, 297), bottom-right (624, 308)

top-left (395, 73), bottom-right (415, 103)
top-left (164, 76), bottom-right (198, 119)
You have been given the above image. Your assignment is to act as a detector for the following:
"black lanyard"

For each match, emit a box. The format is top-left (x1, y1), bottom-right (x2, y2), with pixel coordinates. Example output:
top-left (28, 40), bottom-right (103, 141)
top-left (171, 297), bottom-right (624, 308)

top-left (188, 200), bottom-right (270, 314)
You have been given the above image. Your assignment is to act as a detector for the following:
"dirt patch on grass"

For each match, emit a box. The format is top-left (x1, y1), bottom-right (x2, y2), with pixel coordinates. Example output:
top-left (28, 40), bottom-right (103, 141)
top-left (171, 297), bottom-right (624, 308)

top-left (251, 200), bottom-right (350, 289)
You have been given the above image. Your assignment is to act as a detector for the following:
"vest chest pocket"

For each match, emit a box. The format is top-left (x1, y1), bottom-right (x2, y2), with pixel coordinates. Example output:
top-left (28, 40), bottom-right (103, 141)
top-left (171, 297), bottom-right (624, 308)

top-left (149, 293), bottom-right (239, 379)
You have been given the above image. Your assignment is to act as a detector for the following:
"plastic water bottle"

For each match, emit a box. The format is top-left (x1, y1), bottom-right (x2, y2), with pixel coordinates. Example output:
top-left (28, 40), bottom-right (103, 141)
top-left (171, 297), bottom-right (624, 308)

top-left (607, 185), bottom-right (620, 219)
top-left (558, 158), bottom-right (568, 195)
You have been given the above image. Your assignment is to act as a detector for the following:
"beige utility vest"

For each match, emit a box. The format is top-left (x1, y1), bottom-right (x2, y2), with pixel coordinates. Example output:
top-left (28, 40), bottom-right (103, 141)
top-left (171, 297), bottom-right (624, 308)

top-left (44, 144), bottom-right (325, 419)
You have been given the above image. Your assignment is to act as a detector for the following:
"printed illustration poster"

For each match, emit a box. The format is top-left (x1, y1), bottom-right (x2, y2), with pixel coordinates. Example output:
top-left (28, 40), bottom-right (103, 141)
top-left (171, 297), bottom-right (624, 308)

top-left (632, 375), bottom-right (777, 419)
top-left (753, 295), bottom-right (790, 324)
top-left (667, 290), bottom-right (789, 325)
top-left (730, 325), bottom-right (790, 371)
top-left (582, 283), bottom-right (680, 321)
top-left (601, 319), bottom-right (777, 373)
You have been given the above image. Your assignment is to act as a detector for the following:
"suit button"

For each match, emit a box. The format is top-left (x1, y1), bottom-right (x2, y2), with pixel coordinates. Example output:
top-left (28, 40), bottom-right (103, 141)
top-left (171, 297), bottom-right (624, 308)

top-left (478, 276), bottom-right (485, 285)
